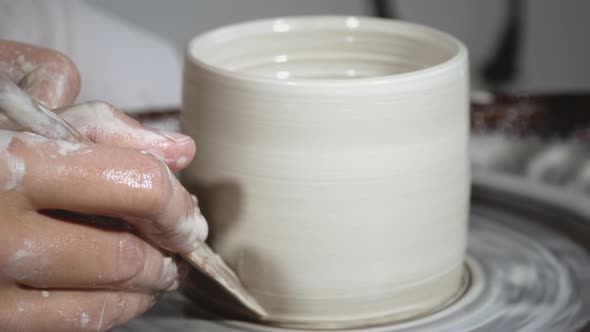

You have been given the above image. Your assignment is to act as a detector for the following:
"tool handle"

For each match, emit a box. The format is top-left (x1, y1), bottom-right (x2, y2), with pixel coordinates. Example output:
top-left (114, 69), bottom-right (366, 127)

top-left (0, 74), bottom-right (90, 143)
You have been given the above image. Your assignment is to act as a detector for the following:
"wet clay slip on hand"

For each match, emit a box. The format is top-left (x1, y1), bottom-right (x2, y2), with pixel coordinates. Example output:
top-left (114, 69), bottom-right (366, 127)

top-left (182, 16), bottom-right (470, 329)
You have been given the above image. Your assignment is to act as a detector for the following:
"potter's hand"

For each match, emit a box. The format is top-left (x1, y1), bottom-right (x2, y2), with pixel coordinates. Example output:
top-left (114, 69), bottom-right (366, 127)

top-left (0, 41), bottom-right (208, 331)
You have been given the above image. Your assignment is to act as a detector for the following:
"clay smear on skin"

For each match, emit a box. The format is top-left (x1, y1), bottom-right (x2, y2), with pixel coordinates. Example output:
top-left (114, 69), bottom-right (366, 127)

top-left (176, 204), bottom-right (209, 245)
top-left (0, 131), bottom-right (26, 192)
top-left (57, 301), bottom-right (93, 330)
top-left (49, 141), bottom-right (92, 159)
top-left (140, 152), bottom-right (209, 248)
top-left (0, 50), bottom-right (37, 82)
top-left (59, 103), bottom-right (179, 164)
top-left (10, 300), bottom-right (29, 327)
top-left (101, 153), bottom-right (207, 247)
top-left (158, 257), bottom-right (180, 290)
top-left (79, 146), bottom-right (208, 249)
top-left (4, 238), bottom-right (42, 282)
top-left (0, 130), bottom-right (92, 192)
top-left (1, 50), bottom-right (64, 102)
top-left (164, 161), bottom-right (209, 244)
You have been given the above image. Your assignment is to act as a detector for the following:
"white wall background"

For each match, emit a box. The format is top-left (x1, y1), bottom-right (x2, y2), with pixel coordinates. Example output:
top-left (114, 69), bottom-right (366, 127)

top-left (87, 0), bottom-right (590, 92)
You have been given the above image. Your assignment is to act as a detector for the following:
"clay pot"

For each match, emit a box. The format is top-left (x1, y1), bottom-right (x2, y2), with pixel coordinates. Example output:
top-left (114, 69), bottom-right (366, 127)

top-left (182, 16), bottom-right (469, 328)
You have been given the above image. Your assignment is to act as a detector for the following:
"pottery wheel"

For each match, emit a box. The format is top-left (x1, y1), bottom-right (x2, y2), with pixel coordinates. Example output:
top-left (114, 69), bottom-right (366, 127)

top-left (114, 172), bottom-right (590, 332)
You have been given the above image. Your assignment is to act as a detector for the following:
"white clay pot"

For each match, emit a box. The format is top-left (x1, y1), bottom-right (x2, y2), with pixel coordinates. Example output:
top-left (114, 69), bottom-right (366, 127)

top-left (182, 16), bottom-right (469, 329)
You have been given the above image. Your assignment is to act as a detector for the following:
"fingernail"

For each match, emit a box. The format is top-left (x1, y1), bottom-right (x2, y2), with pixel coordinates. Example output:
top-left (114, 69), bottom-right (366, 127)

top-left (175, 156), bottom-right (190, 170)
top-left (152, 129), bottom-right (192, 143)
top-left (159, 257), bottom-right (179, 289)
top-left (183, 208), bottom-right (209, 252)
top-left (166, 280), bottom-right (179, 291)
top-left (197, 213), bottom-right (208, 242)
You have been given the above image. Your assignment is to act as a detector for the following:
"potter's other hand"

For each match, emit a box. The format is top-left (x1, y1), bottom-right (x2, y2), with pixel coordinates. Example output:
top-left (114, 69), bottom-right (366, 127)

top-left (0, 41), bottom-right (207, 331)
top-left (0, 40), bottom-right (80, 110)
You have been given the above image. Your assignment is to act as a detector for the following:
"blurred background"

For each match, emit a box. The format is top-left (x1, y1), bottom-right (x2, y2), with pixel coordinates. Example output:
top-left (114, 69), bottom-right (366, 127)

top-left (90, 0), bottom-right (590, 92)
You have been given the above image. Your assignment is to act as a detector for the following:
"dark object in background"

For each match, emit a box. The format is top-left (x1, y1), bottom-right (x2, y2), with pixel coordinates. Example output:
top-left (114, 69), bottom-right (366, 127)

top-left (372, 0), bottom-right (526, 90)
top-left (128, 108), bottom-right (182, 132)
top-left (471, 92), bottom-right (590, 141)
top-left (372, 0), bottom-right (399, 19)
top-left (481, 0), bottom-right (525, 89)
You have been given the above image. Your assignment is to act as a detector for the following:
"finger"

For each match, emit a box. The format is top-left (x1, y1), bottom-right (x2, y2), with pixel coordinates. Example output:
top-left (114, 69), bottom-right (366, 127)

top-left (55, 101), bottom-right (195, 172)
top-left (4, 131), bottom-right (207, 253)
top-left (0, 288), bottom-right (154, 332)
top-left (0, 41), bottom-right (80, 108)
top-left (1, 211), bottom-right (179, 291)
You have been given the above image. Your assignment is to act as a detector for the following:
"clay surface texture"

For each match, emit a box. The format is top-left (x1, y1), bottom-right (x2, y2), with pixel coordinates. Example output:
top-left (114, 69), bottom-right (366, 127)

top-left (182, 16), bottom-right (469, 327)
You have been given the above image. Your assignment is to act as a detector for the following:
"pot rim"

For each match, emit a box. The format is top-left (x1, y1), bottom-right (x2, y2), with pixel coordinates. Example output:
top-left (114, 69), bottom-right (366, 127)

top-left (185, 15), bottom-right (468, 88)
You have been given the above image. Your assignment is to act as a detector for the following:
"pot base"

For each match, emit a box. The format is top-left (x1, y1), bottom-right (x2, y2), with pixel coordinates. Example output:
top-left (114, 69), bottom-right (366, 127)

top-left (224, 263), bottom-right (472, 331)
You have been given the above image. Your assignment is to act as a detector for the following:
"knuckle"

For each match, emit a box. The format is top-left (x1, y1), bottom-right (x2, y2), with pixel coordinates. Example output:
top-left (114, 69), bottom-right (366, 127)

top-left (109, 233), bottom-right (146, 285)
top-left (58, 102), bottom-right (115, 139)
top-left (47, 49), bottom-right (73, 66)
top-left (72, 101), bottom-right (117, 123)
top-left (41, 51), bottom-right (80, 87)
top-left (47, 51), bottom-right (79, 77)
top-left (139, 155), bottom-right (173, 216)
top-left (86, 101), bottom-right (117, 114)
